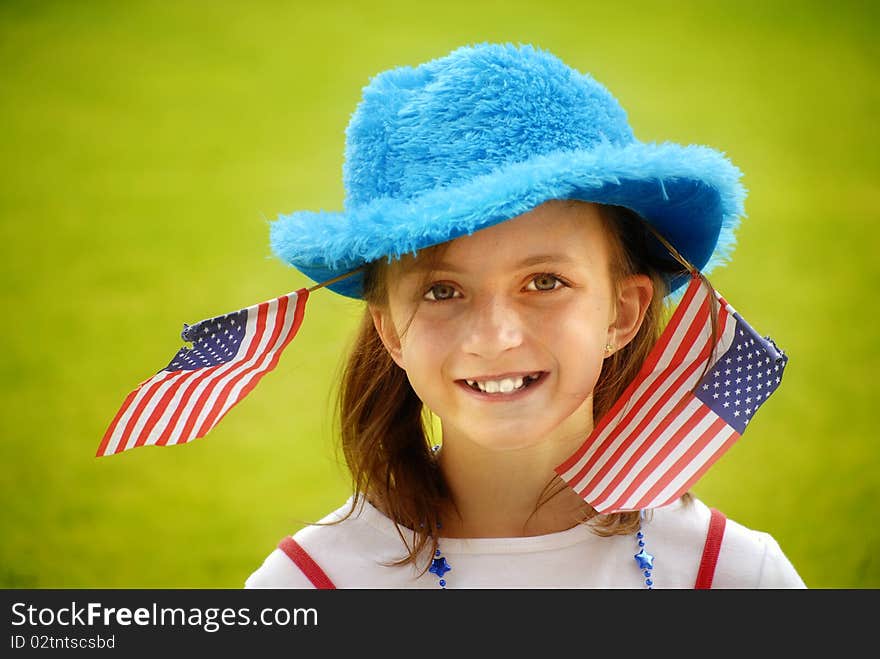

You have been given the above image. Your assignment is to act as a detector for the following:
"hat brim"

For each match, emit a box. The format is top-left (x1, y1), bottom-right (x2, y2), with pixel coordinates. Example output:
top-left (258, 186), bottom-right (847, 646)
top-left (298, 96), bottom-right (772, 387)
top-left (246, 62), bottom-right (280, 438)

top-left (270, 141), bottom-right (745, 298)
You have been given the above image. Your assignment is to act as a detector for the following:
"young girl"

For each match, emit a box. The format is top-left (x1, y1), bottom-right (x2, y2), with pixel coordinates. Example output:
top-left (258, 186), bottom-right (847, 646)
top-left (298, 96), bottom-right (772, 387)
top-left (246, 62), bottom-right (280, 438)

top-left (246, 43), bottom-right (805, 588)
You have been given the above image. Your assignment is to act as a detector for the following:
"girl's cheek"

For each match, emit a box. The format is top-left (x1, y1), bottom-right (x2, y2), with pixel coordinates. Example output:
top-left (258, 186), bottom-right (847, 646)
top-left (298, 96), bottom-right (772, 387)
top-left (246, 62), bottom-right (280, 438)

top-left (420, 316), bottom-right (457, 344)
top-left (550, 302), bottom-right (609, 341)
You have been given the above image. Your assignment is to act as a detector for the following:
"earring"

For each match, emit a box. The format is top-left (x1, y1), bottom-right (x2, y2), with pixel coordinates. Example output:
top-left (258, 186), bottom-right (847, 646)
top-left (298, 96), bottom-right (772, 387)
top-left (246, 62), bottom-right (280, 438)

top-left (605, 343), bottom-right (615, 353)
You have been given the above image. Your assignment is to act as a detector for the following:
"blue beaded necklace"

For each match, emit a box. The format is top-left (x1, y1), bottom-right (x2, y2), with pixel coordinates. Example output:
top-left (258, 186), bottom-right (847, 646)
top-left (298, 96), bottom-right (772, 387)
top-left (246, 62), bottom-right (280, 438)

top-left (428, 522), bottom-right (654, 589)
top-left (429, 537), bottom-right (452, 588)
top-left (428, 510), bottom-right (654, 589)
top-left (634, 509), bottom-right (655, 589)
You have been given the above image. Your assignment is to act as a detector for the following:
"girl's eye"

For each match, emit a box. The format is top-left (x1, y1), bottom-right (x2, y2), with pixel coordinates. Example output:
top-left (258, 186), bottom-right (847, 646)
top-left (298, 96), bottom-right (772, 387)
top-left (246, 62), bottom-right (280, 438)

top-left (423, 283), bottom-right (460, 301)
top-left (525, 273), bottom-right (565, 291)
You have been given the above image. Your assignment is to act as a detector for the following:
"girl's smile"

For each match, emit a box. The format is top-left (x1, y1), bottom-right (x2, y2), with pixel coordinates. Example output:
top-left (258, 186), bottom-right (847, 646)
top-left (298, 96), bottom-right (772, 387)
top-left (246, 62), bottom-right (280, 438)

top-left (459, 371), bottom-right (544, 397)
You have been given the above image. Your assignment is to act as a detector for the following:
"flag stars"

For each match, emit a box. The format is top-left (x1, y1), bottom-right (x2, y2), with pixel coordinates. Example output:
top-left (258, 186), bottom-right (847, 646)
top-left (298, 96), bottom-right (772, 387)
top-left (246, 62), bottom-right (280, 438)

top-left (162, 306), bottom-right (251, 373)
top-left (691, 314), bottom-right (788, 437)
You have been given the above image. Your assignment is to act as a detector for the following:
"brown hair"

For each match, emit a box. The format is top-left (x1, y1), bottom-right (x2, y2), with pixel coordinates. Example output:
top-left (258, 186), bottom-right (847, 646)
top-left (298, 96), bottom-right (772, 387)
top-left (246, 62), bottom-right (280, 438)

top-left (332, 201), bottom-right (689, 570)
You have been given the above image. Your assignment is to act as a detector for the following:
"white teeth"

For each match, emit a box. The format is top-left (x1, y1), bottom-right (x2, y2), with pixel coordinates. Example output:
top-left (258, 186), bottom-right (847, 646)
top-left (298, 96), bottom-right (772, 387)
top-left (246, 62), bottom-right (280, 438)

top-left (466, 374), bottom-right (537, 394)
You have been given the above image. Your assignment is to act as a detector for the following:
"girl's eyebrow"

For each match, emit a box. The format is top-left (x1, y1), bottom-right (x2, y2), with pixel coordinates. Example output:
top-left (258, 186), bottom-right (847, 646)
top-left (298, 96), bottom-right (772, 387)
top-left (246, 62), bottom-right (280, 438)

top-left (515, 254), bottom-right (577, 269)
top-left (410, 253), bottom-right (577, 274)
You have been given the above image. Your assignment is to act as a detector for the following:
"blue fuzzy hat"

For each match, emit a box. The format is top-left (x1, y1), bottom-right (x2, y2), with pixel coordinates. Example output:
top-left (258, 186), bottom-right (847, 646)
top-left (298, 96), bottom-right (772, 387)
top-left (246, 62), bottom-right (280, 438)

top-left (270, 42), bottom-right (746, 298)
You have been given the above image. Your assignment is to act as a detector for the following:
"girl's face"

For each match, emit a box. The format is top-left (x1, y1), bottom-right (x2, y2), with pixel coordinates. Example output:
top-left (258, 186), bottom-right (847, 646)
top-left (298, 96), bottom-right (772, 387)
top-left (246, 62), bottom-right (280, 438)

top-left (371, 201), bottom-right (651, 453)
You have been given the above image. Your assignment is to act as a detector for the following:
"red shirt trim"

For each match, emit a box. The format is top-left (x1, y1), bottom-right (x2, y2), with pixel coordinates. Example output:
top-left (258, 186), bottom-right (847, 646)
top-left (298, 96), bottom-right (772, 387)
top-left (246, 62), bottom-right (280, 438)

top-left (277, 536), bottom-right (336, 589)
top-left (694, 507), bottom-right (727, 589)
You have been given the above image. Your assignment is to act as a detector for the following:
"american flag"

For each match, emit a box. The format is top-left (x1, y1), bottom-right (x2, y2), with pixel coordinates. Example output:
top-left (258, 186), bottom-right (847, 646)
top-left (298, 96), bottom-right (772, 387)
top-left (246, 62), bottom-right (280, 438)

top-left (555, 274), bottom-right (788, 514)
top-left (97, 289), bottom-right (309, 457)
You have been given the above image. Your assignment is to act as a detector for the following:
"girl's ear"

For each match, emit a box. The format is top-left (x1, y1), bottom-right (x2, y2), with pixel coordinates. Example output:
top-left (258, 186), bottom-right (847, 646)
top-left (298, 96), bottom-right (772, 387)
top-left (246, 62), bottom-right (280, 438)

top-left (607, 274), bottom-right (654, 352)
top-left (369, 305), bottom-right (405, 369)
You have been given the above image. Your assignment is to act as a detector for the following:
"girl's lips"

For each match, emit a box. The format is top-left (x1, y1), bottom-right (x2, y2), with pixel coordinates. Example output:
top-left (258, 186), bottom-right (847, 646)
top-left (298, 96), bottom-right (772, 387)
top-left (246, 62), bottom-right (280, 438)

top-left (455, 371), bottom-right (548, 400)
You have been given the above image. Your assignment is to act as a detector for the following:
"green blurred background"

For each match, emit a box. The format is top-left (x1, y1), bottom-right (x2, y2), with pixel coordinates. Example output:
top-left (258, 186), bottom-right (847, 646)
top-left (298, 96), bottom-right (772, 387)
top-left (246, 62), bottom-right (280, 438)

top-left (2, 0), bottom-right (877, 588)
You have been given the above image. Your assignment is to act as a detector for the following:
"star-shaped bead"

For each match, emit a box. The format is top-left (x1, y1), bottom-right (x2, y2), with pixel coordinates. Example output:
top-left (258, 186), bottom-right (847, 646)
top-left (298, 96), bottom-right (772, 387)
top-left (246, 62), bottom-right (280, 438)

top-left (634, 548), bottom-right (654, 571)
top-left (429, 556), bottom-right (451, 578)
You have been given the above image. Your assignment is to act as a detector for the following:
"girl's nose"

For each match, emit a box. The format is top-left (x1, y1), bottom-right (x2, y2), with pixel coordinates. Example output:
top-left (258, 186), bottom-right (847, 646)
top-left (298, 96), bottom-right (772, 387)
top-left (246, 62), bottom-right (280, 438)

top-left (460, 296), bottom-right (524, 358)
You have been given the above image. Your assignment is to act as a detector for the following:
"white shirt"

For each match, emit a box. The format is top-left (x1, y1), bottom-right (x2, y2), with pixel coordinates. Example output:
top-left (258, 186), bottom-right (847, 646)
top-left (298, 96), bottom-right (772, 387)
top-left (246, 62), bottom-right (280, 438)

top-left (245, 495), bottom-right (805, 589)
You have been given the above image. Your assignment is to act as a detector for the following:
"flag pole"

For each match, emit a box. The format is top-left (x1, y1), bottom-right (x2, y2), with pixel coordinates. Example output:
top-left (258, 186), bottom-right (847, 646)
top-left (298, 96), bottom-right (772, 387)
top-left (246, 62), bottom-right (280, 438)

top-left (307, 266), bottom-right (366, 293)
top-left (639, 220), bottom-right (717, 294)
top-left (638, 220), bottom-right (720, 387)
top-left (639, 222), bottom-right (698, 277)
